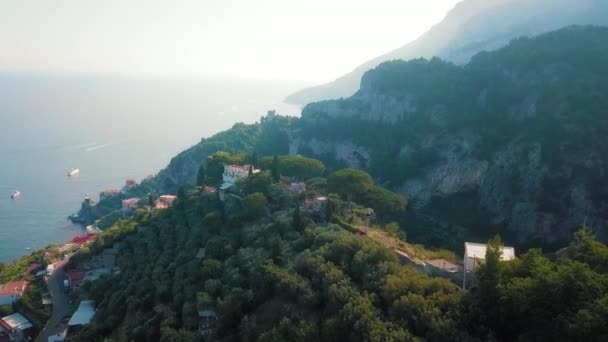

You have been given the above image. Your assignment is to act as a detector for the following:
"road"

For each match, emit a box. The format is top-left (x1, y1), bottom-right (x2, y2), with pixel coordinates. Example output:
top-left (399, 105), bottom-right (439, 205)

top-left (36, 257), bottom-right (71, 342)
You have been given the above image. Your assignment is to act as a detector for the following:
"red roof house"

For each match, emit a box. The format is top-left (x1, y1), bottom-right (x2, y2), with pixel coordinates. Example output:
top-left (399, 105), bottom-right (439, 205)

top-left (0, 281), bottom-right (29, 305)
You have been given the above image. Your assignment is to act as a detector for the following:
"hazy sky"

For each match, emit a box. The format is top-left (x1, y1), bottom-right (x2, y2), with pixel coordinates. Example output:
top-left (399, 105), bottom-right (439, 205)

top-left (0, 0), bottom-right (460, 83)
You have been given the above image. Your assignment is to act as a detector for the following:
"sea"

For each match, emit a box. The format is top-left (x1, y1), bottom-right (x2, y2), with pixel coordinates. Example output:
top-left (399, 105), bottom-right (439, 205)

top-left (0, 73), bottom-right (304, 262)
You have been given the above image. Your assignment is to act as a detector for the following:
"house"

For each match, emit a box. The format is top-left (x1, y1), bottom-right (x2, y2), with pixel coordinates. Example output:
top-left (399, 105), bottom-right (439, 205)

top-left (289, 182), bottom-right (306, 194)
top-left (155, 195), bottom-right (177, 209)
top-left (312, 196), bottom-right (328, 213)
top-left (69, 234), bottom-right (95, 245)
top-left (464, 242), bottom-right (515, 271)
top-left (0, 281), bottom-right (29, 305)
top-left (125, 179), bottom-right (137, 188)
top-left (0, 312), bottom-right (33, 340)
top-left (219, 164), bottom-right (260, 200)
top-left (121, 198), bottom-right (140, 211)
top-left (202, 186), bottom-right (217, 194)
top-left (99, 189), bottom-right (120, 201)
top-left (198, 308), bottom-right (217, 336)
top-left (463, 242), bottom-right (515, 290)
top-left (67, 300), bottom-right (95, 329)
top-left (425, 259), bottom-right (462, 274)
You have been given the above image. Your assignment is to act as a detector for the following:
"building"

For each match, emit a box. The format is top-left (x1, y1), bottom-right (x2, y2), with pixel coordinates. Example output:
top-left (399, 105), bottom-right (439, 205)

top-left (121, 198), bottom-right (140, 211)
top-left (67, 300), bottom-right (95, 330)
top-left (219, 164), bottom-right (260, 200)
top-left (426, 259), bottom-right (461, 273)
top-left (155, 195), bottom-right (177, 209)
top-left (125, 179), bottom-right (137, 188)
top-left (463, 242), bottom-right (515, 289)
top-left (312, 196), bottom-right (328, 213)
top-left (0, 281), bottom-right (29, 305)
top-left (202, 186), bottom-right (217, 194)
top-left (289, 182), bottom-right (306, 194)
top-left (0, 312), bottom-right (33, 340)
top-left (99, 189), bottom-right (120, 201)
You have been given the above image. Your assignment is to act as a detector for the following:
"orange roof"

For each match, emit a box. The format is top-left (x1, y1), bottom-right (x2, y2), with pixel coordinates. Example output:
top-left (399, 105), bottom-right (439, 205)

top-left (0, 280), bottom-right (28, 296)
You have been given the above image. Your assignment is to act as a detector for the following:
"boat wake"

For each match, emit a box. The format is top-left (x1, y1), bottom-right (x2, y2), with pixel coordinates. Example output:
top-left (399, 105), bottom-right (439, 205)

top-left (85, 143), bottom-right (111, 152)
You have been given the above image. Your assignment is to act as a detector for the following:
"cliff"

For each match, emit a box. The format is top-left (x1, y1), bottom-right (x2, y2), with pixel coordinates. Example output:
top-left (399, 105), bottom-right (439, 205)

top-left (293, 26), bottom-right (608, 247)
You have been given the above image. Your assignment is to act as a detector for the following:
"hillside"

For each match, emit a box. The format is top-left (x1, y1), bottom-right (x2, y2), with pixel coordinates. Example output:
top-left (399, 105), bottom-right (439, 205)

top-left (88, 26), bottom-right (608, 252)
top-left (72, 172), bottom-right (608, 341)
top-left (285, 0), bottom-right (608, 105)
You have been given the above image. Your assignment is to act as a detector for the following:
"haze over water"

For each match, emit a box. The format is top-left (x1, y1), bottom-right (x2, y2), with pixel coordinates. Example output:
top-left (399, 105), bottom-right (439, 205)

top-left (0, 74), bottom-right (303, 262)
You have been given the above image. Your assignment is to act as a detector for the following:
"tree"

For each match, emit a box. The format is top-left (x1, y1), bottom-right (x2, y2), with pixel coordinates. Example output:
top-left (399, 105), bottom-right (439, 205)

top-left (242, 192), bottom-right (268, 219)
top-left (271, 155), bottom-right (280, 182)
top-left (362, 186), bottom-right (406, 217)
top-left (147, 193), bottom-right (154, 207)
top-left (327, 168), bottom-right (374, 200)
top-left (292, 206), bottom-right (303, 231)
top-left (250, 152), bottom-right (259, 167)
top-left (237, 171), bottom-right (272, 195)
top-left (325, 198), bottom-right (333, 221)
top-left (196, 163), bottom-right (206, 186)
top-left (385, 222), bottom-right (399, 237)
top-left (248, 164), bottom-right (253, 176)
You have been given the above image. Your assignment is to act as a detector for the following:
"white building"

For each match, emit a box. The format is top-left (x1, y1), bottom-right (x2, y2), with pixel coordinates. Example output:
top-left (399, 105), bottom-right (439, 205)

top-left (0, 280), bottom-right (28, 305)
top-left (0, 312), bottom-right (33, 339)
top-left (463, 242), bottom-right (515, 290)
top-left (68, 300), bottom-right (96, 327)
top-left (220, 165), bottom-right (260, 198)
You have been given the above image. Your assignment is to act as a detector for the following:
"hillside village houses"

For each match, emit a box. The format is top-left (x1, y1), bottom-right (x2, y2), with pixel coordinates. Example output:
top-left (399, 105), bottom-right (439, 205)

top-left (0, 280), bottom-right (29, 305)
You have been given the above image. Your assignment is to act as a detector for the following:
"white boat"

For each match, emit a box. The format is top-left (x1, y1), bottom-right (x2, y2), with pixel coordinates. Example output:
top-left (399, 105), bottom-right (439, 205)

top-left (68, 168), bottom-right (80, 177)
top-left (10, 190), bottom-right (21, 199)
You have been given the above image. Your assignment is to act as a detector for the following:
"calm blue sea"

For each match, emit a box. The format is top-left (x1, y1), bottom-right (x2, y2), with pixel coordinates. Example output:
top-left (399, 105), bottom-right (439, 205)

top-left (0, 73), bottom-right (303, 262)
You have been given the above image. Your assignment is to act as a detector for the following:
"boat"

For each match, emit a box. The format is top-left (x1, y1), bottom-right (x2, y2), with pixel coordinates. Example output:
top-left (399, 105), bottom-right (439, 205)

top-left (68, 168), bottom-right (80, 177)
top-left (10, 190), bottom-right (21, 199)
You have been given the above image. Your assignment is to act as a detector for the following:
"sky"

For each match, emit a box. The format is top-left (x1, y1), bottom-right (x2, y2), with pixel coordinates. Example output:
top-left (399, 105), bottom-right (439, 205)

top-left (0, 0), bottom-right (461, 83)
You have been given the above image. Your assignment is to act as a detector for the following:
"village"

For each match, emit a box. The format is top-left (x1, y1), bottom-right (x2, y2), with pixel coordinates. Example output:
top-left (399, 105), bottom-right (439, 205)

top-left (1, 162), bottom-right (515, 341)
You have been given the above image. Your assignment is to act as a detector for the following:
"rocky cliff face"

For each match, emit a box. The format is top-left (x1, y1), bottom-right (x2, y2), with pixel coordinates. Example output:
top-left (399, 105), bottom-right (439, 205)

top-left (293, 27), bottom-right (608, 246)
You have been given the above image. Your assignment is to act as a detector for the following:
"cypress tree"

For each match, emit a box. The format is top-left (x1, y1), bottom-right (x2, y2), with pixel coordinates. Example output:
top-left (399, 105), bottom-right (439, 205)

top-left (271, 155), bottom-right (280, 182)
top-left (292, 206), bottom-right (303, 231)
top-left (196, 163), bottom-right (206, 186)
top-left (325, 198), bottom-right (333, 221)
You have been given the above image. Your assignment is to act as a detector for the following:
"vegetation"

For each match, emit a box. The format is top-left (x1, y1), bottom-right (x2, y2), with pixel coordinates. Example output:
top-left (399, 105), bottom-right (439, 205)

top-left (260, 155), bottom-right (326, 180)
top-left (68, 159), bottom-right (608, 341)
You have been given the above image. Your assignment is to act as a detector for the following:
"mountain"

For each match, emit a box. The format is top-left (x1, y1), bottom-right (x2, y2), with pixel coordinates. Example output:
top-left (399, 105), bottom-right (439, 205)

top-left (88, 26), bottom-right (608, 252)
top-left (285, 0), bottom-right (608, 105)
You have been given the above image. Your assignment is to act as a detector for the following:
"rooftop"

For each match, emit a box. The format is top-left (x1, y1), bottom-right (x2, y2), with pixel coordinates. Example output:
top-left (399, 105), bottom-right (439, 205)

top-left (0, 312), bottom-right (32, 331)
top-left (426, 259), bottom-right (462, 273)
top-left (69, 234), bottom-right (96, 245)
top-left (0, 280), bottom-right (28, 296)
top-left (68, 300), bottom-right (96, 326)
top-left (464, 242), bottom-right (515, 261)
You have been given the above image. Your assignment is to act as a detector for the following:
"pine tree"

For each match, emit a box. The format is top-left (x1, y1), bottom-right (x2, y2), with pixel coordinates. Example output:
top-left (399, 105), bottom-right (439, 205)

top-left (196, 163), bottom-right (206, 186)
top-left (248, 164), bottom-right (253, 176)
top-left (147, 193), bottom-right (154, 207)
top-left (271, 155), bottom-right (280, 182)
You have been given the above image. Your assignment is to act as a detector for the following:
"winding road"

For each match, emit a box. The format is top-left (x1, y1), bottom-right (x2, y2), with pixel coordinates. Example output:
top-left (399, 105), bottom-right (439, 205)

top-left (36, 257), bottom-right (71, 342)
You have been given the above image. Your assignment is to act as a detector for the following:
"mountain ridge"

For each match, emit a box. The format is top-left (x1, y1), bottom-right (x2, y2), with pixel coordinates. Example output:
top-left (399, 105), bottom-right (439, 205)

top-left (286, 0), bottom-right (608, 105)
